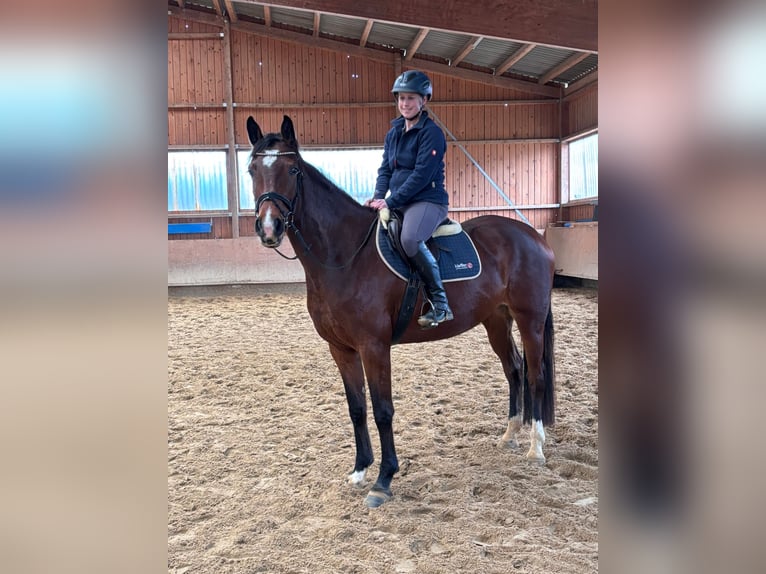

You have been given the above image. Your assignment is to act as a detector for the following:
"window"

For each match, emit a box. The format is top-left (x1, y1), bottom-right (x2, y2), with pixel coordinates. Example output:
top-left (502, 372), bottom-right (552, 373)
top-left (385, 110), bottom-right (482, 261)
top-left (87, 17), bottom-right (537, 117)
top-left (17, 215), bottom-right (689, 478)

top-left (237, 148), bottom-right (383, 210)
top-left (568, 133), bottom-right (598, 201)
top-left (167, 151), bottom-right (228, 212)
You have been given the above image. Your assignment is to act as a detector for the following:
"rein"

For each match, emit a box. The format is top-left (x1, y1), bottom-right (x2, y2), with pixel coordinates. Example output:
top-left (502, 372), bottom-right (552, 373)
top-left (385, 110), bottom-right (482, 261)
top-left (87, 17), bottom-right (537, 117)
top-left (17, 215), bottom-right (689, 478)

top-left (253, 153), bottom-right (377, 269)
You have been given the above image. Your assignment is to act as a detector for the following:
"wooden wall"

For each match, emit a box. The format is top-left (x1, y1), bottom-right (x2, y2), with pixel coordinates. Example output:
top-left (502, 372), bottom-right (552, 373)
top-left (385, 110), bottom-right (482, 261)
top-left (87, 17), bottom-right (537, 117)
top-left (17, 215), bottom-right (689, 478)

top-left (167, 19), bottom-right (227, 146)
top-left (563, 84), bottom-right (597, 137)
top-left (169, 12), bottom-right (597, 239)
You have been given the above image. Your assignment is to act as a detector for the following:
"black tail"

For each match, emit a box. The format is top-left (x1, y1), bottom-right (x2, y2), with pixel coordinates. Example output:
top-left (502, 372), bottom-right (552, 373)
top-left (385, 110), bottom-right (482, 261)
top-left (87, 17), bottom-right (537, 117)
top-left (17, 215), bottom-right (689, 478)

top-left (522, 304), bottom-right (556, 426)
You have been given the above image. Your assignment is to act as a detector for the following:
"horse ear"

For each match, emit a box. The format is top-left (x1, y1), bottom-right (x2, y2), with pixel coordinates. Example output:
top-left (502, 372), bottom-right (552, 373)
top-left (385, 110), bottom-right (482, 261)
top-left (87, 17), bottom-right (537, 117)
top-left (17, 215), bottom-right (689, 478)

top-left (246, 116), bottom-right (263, 146)
top-left (280, 115), bottom-right (298, 148)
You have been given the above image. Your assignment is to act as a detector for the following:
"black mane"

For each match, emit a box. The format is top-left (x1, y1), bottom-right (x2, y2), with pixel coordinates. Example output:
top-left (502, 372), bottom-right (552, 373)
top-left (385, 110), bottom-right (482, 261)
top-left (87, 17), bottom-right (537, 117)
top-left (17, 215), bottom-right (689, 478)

top-left (251, 131), bottom-right (367, 212)
top-left (300, 158), bottom-right (369, 212)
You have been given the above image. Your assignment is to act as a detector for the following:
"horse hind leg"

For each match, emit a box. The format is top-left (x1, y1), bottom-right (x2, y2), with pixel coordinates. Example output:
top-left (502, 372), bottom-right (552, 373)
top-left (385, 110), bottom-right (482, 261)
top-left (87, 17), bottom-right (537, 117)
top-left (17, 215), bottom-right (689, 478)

top-left (482, 309), bottom-right (523, 449)
top-left (518, 305), bottom-right (556, 464)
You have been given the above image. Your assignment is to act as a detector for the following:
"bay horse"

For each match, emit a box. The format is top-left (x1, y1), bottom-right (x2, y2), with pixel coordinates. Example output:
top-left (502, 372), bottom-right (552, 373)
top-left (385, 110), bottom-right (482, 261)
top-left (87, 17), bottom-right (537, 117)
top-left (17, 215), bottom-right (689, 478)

top-left (246, 115), bottom-right (556, 508)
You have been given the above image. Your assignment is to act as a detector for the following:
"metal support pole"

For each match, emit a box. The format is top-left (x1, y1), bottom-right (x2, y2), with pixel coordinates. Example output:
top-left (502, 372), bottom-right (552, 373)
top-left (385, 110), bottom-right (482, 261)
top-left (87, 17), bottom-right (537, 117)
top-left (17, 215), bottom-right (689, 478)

top-left (427, 108), bottom-right (532, 226)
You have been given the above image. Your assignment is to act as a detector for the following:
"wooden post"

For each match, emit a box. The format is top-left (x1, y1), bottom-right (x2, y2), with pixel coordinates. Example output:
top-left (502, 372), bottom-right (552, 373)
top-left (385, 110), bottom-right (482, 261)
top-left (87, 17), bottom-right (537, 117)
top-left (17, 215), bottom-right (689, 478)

top-left (223, 19), bottom-right (239, 238)
top-left (393, 53), bottom-right (402, 78)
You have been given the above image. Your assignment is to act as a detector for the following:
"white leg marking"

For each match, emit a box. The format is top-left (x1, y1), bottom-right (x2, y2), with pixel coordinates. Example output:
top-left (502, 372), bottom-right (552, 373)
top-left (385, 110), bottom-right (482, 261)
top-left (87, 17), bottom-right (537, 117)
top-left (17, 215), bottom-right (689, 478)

top-left (347, 469), bottom-right (367, 486)
top-left (526, 420), bottom-right (546, 463)
top-left (498, 414), bottom-right (522, 448)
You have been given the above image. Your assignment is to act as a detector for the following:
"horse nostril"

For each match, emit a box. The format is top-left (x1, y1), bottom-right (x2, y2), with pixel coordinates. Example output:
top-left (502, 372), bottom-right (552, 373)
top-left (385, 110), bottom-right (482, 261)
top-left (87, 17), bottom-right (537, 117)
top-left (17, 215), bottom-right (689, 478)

top-left (273, 218), bottom-right (284, 236)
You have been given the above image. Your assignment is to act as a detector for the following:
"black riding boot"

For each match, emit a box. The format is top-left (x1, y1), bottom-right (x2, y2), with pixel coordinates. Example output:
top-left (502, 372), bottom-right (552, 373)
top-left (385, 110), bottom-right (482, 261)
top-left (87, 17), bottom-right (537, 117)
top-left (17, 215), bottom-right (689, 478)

top-left (409, 242), bottom-right (454, 329)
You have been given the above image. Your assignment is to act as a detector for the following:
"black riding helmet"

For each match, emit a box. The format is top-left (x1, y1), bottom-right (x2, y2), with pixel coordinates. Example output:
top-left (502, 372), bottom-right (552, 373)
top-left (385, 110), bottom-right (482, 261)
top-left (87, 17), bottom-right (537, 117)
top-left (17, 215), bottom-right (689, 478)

top-left (391, 70), bottom-right (433, 102)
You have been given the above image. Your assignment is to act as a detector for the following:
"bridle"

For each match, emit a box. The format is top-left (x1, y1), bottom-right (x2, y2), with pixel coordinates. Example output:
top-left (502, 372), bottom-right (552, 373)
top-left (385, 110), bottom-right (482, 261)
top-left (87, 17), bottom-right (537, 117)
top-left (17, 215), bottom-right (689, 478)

top-left (252, 151), bottom-right (302, 260)
top-left (251, 150), bottom-right (377, 268)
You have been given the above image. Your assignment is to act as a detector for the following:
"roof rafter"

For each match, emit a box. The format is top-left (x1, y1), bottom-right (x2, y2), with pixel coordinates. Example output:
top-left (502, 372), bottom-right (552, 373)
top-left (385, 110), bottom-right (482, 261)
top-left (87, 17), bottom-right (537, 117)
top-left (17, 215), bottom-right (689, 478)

top-left (538, 52), bottom-right (589, 85)
top-left (210, 0), bottom-right (223, 17)
top-left (495, 44), bottom-right (536, 76)
top-left (223, 0), bottom-right (238, 21)
top-left (404, 28), bottom-right (430, 61)
top-left (410, 58), bottom-right (559, 98)
top-left (247, 0), bottom-right (598, 52)
top-left (359, 19), bottom-right (373, 47)
top-left (451, 36), bottom-right (483, 67)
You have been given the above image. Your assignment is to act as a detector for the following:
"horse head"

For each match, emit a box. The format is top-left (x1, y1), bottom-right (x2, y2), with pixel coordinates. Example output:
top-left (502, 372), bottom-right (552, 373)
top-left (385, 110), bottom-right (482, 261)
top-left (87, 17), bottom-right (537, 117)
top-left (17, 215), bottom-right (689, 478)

top-left (246, 115), bottom-right (301, 248)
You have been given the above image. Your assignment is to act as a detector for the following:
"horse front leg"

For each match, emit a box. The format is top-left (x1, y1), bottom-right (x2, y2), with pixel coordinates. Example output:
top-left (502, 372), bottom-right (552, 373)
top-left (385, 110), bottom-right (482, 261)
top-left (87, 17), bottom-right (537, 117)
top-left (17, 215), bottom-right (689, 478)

top-left (360, 347), bottom-right (399, 508)
top-left (328, 343), bottom-right (373, 487)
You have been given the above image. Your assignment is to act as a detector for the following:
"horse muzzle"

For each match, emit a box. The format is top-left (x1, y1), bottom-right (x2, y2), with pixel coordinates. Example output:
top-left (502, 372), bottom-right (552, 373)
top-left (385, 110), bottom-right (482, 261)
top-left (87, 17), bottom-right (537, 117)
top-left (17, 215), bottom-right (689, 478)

top-left (255, 214), bottom-right (285, 247)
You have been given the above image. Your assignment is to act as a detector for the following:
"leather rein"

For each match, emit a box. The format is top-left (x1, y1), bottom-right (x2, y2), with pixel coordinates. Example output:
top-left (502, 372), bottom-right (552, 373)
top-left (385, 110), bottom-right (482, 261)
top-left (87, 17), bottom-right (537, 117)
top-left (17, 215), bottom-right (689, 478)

top-left (252, 151), bottom-right (377, 269)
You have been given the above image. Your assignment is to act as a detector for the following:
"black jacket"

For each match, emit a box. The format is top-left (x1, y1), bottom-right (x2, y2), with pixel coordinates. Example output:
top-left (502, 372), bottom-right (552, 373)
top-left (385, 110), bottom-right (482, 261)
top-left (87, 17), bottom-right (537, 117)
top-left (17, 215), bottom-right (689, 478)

top-left (374, 111), bottom-right (448, 209)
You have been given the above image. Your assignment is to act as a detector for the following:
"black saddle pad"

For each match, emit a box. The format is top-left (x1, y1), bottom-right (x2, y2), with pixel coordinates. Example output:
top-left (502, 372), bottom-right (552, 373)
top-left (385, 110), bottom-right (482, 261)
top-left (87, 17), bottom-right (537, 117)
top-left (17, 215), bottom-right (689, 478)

top-left (375, 221), bottom-right (482, 282)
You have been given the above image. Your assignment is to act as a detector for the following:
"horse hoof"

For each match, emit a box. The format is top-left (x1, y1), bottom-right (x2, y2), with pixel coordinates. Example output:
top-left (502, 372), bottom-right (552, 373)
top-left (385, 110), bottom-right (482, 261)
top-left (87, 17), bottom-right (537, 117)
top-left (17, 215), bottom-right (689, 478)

top-left (526, 454), bottom-right (546, 465)
top-left (364, 488), bottom-right (392, 508)
top-left (497, 438), bottom-right (519, 450)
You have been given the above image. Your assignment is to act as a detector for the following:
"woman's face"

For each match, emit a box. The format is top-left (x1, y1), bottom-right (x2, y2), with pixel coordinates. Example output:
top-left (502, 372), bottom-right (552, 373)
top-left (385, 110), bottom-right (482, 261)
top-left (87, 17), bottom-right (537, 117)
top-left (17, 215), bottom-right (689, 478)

top-left (397, 92), bottom-right (423, 118)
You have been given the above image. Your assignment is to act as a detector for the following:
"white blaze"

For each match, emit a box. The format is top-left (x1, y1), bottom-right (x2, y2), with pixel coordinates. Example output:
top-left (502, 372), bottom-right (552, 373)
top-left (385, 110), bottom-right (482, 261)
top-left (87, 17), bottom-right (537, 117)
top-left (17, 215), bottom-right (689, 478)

top-left (261, 206), bottom-right (275, 234)
top-left (262, 149), bottom-right (278, 167)
top-left (258, 150), bottom-right (279, 236)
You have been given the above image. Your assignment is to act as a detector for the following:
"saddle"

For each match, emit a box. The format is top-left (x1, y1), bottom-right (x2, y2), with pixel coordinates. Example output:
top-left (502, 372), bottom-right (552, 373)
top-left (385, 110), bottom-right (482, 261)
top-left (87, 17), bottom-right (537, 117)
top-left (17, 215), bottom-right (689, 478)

top-left (376, 208), bottom-right (481, 343)
top-left (381, 208), bottom-right (461, 262)
top-left (376, 209), bottom-right (481, 283)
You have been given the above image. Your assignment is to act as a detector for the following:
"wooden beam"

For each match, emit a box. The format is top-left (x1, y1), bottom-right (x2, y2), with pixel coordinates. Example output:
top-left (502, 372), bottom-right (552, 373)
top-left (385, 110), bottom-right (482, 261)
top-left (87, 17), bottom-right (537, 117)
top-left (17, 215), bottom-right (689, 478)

top-left (538, 52), bottom-right (589, 85)
top-left (176, 0), bottom-right (185, 7)
top-left (494, 43), bottom-right (535, 76)
top-left (411, 58), bottom-right (560, 98)
top-left (263, 5), bottom-right (271, 26)
top-left (313, 12), bottom-right (320, 37)
top-left (446, 138), bottom-right (559, 145)
top-left (169, 103), bottom-right (226, 109)
top-left (449, 203), bottom-right (560, 212)
top-left (176, 98), bottom-right (555, 109)
top-left (168, 32), bottom-right (223, 40)
top-left (563, 69), bottom-right (598, 99)
top-left (404, 27), bottom-right (429, 61)
top-left (562, 126), bottom-right (598, 142)
top-left (168, 144), bottom-right (231, 150)
top-left (210, 0), bottom-right (223, 17)
top-left (223, 20), bottom-right (239, 238)
top-left (223, 0), bottom-right (238, 22)
top-left (451, 36), bottom-right (482, 67)
top-left (359, 19), bottom-right (373, 47)
top-left (230, 19), bottom-right (395, 64)
top-left (244, 0), bottom-right (598, 52)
